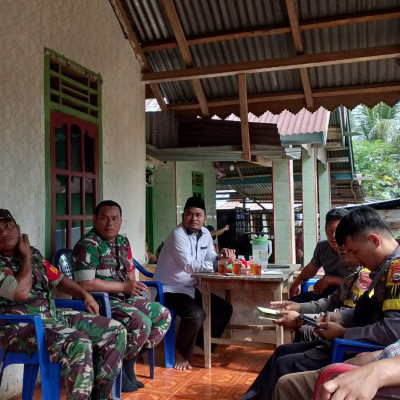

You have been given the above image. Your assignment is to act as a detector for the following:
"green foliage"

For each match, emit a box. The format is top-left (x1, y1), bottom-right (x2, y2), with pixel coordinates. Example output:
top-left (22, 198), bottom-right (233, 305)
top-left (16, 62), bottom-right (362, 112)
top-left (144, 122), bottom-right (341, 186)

top-left (351, 102), bottom-right (400, 150)
top-left (350, 102), bottom-right (400, 199)
top-left (352, 140), bottom-right (400, 199)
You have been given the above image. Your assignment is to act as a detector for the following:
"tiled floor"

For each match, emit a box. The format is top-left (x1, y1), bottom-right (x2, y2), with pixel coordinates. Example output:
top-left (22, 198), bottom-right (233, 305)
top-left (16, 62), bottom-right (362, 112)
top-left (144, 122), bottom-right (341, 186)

top-left (12, 345), bottom-right (272, 400)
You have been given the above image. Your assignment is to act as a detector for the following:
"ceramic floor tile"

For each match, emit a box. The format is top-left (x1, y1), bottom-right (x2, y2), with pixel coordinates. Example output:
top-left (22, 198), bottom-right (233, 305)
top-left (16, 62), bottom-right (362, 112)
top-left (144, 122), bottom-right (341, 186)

top-left (12, 345), bottom-right (271, 400)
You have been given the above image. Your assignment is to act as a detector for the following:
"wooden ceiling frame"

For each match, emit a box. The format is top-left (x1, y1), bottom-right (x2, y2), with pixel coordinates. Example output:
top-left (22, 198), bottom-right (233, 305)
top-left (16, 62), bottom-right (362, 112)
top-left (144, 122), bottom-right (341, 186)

top-left (238, 73), bottom-right (251, 162)
top-left (285, 0), bottom-right (314, 109)
top-left (142, 44), bottom-right (400, 83)
top-left (167, 81), bottom-right (400, 113)
top-left (109, 0), bottom-right (167, 110)
top-left (161, 0), bottom-right (209, 116)
top-left (140, 8), bottom-right (400, 53)
top-left (251, 156), bottom-right (273, 168)
top-left (112, 0), bottom-right (399, 116)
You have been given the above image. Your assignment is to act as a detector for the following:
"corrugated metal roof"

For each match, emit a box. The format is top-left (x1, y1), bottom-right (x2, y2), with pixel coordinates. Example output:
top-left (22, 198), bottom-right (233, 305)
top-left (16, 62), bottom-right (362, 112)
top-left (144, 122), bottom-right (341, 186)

top-left (147, 101), bottom-right (330, 139)
top-left (121, 0), bottom-right (400, 115)
top-left (214, 106), bottom-right (330, 137)
top-left (124, 1), bottom-right (400, 205)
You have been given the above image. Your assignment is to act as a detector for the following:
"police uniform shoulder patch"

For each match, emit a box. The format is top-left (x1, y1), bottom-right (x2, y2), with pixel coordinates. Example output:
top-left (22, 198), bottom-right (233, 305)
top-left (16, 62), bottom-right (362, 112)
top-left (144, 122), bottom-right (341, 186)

top-left (356, 269), bottom-right (372, 290)
top-left (383, 258), bottom-right (400, 311)
top-left (343, 268), bottom-right (371, 308)
top-left (388, 259), bottom-right (400, 284)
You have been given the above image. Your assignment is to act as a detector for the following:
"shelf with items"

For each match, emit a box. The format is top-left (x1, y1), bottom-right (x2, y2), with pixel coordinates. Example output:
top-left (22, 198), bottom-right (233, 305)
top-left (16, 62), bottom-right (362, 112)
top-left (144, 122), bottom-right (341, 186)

top-left (234, 208), bottom-right (274, 240)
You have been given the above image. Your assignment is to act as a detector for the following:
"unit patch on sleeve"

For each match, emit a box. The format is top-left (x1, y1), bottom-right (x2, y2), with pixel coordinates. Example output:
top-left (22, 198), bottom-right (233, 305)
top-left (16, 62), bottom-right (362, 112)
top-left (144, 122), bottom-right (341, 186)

top-left (383, 258), bottom-right (400, 311)
top-left (343, 268), bottom-right (371, 308)
top-left (44, 258), bottom-right (62, 281)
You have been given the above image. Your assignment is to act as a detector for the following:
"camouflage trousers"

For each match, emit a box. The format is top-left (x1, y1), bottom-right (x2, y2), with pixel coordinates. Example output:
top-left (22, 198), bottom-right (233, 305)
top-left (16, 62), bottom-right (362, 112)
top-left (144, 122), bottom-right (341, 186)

top-left (110, 297), bottom-right (171, 361)
top-left (0, 311), bottom-right (126, 400)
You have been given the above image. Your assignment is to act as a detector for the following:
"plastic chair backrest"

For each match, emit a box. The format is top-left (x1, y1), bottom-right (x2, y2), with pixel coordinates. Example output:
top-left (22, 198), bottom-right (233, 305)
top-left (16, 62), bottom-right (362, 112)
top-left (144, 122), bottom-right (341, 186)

top-left (52, 248), bottom-right (121, 395)
top-left (330, 338), bottom-right (384, 363)
top-left (301, 277), bottom-right (319, 293)
top-left (0, 299), bottom-right (86, 400)
top-left (133, 258), bottom-right (175, 368)
top-left (313, 363), bottom-right (356, 399)
top-left (53, 248), bottom-right (74, 280)
top-left (134, 258), bottom-right (154, 278)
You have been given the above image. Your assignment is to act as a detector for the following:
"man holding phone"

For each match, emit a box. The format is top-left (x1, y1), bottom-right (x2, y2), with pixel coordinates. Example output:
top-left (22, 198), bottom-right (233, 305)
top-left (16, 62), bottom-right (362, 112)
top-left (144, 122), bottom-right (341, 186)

top-left (270, 247), bottom-right (371, 342)
top-left (241, 207), bottom-right (400, 400)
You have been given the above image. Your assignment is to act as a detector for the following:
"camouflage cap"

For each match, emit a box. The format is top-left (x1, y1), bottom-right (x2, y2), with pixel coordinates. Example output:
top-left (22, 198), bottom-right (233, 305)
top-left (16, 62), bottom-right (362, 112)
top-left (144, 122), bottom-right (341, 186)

top-left (0, 209), bottom-right (14, 222)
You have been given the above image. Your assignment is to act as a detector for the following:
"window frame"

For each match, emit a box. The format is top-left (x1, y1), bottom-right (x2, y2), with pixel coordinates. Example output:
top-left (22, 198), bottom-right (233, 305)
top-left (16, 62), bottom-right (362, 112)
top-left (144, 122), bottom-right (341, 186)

top-left (50, 110), bottom-right (99, 255)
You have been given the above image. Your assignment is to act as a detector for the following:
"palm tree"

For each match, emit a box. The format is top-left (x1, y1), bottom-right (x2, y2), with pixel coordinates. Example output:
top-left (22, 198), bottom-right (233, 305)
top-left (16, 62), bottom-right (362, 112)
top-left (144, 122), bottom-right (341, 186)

top-left (350, 102), bottom-right (400, 200)
top-left (351, 102), bottom-right (400, 149)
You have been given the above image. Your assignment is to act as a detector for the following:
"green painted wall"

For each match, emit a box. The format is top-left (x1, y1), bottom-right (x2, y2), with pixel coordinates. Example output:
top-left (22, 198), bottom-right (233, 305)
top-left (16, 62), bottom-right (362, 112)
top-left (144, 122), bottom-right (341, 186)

top-left (272, 159), bottom-right (295, 264)
top-left (302, 148), bottom-right (319, 263)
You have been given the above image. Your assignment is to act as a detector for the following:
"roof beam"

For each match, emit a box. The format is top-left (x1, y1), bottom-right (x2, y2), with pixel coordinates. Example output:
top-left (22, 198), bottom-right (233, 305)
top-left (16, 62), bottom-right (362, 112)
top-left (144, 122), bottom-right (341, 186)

top-left (142, 44), bottom-right (400, 83)
top-left (109, 0), bottom-right (167, 111)
top-left (238, 74), bottom-right (251, 162)
top-left (161, 0), bottom-right (209, 116)
top-left (146, 154), bottom-right (168, 169)
top-left (140, 8), bottom-right (400, 53)
top-left (215, 161), bottom-right (264, 169)
top-left (285, 0), bottom-right (314, 108)
top-left (167, 81), bottom-right (400, 111)
top-left (251, 155), bottom-right (273, 168)
top-left (236, 166), bottom-right (244, 180)
top-left (329, 157), bottom-right (349, 163)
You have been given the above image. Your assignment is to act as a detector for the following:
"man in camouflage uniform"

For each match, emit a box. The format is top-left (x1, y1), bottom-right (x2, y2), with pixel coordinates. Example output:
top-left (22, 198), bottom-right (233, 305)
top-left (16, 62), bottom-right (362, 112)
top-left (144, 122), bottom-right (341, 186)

top-left (0, 209), bottom-right (126, 400)
top-left (72, 200), bottom-right (171, 392)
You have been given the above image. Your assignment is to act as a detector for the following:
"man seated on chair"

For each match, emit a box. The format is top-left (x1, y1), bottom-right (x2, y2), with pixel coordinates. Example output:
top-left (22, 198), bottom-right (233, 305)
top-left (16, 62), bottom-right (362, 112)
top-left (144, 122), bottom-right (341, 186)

top-left (0, 209), bottom-right (126, 400)
top-left (153, 196), bottom-right (236, 371)
top-left (271, 338), bottom-right (400, 400)
top-left (72, 200), bottom-right (171, 392)
top-left (289, 208), bottom-right (350, 302)
top-left (240, 206), bottom-right (400, 400)
top-left (270, 246), bottom-right (371, 342)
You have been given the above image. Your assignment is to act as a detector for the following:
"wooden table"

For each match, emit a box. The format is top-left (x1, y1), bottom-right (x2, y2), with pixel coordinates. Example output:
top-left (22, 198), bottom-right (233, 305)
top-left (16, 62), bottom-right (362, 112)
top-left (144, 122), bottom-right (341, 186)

top-left (193, 264), bottom-right (301, 368)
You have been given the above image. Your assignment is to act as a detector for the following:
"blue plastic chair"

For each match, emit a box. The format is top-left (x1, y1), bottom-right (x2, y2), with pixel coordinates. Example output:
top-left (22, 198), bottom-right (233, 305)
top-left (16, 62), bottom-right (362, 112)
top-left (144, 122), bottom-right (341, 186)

top-left (331, 338), bottom-right (385, 363)
top-left (301, 277), bottom-right (319, 293)
top-left (53, 248), bottom-right (155, 380)
top-left (133, 259), bottom-right (176, 368)
top-left (0, 299), bottom-right (86, 400)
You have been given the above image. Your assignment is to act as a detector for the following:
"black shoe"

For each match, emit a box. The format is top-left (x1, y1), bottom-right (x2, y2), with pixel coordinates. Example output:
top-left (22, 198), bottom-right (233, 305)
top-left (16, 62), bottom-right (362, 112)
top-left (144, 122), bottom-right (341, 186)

top-left (123, 356), bottom-right (145, 388)
top-left (91, 381), bottom-right (114, 400)
top-left (121, 366), bottom-right (139, 393)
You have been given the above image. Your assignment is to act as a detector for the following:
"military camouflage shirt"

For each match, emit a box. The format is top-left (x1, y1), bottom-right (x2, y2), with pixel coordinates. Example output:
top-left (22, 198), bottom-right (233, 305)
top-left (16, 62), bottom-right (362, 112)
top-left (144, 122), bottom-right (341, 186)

top-left (0, 247), bottom-right (63, 319)
top-left (72, 229), bottom-right (135, 299)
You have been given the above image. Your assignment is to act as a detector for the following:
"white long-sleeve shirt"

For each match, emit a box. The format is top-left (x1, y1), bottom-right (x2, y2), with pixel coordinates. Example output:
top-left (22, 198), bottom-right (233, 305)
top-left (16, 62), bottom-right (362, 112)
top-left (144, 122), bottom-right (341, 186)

top-left (153, 223), bottom-right (218, 298)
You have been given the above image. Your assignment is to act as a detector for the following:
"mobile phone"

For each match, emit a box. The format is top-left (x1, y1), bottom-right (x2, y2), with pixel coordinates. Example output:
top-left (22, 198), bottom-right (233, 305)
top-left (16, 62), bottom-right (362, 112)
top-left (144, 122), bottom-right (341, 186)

top-left (300, 315), bottom-right (319, 328)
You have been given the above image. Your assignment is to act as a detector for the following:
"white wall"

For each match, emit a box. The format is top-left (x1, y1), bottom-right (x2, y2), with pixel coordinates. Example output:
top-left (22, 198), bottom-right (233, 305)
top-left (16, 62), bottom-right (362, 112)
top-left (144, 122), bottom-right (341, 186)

top-left (0, 0), bottom-right (145, 397)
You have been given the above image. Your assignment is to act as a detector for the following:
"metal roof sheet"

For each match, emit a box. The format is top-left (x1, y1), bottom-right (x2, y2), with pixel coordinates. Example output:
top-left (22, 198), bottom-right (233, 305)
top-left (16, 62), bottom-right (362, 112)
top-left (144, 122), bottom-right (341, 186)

top-left (121, 0), bottom-right (400, 115)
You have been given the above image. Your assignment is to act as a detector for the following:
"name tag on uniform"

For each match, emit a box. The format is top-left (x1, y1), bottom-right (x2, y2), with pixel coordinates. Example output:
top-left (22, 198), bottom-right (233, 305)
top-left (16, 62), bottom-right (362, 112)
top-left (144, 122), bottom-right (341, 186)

top-left (200, 246), bottom-right (207, 250)
top-left (100, 257), bottom-right (118, 266)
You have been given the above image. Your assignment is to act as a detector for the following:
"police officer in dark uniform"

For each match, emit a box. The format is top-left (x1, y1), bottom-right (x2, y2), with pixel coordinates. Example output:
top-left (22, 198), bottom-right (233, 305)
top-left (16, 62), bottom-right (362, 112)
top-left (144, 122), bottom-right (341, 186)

top-left (241, 206), bottom-right (400, 400)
